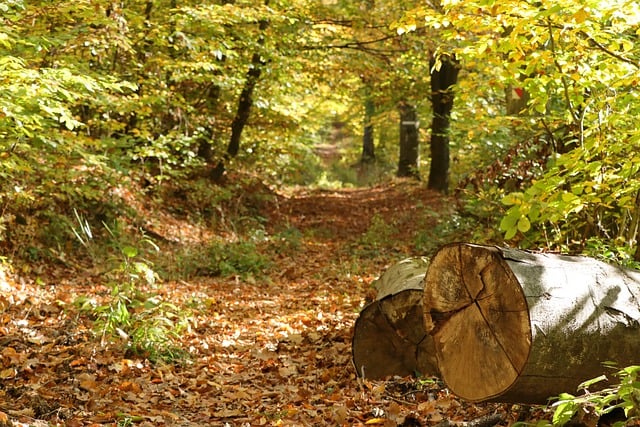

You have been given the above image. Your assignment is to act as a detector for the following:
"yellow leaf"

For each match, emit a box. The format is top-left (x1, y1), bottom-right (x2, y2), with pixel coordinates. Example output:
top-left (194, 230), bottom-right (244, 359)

top-left (573, 8), bottom-right (589, 23)
top-left (0, 368), bottom-right (15, 379)
top-left (365, 418), bottom-right (387, 425)
top-left (517, 216), bottom-right (531, 233)
top-left (621, 39), bottom-right (634, 52)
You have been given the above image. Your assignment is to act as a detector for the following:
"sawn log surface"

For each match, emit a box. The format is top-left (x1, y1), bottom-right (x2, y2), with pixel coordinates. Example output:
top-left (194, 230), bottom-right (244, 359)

top-left (423, 243), bottom-right (640, 403)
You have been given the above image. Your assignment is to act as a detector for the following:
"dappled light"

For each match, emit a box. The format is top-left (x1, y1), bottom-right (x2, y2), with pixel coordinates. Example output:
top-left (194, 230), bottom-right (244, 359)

top-left (2, 0), bottom-right (640, 425)
top-left (0, 182), bottom-right (521, 426)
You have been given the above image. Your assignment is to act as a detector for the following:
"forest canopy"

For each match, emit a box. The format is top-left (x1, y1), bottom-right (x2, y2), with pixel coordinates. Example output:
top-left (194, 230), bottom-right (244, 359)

top-left (1, 0), bottom-right (639, 262)
top-left (1, 1), bottom-right (640, 425)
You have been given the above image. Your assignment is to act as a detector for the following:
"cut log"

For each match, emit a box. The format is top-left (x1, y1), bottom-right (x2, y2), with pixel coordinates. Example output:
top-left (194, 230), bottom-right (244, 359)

top-left (423, 243), bottom-right (640, 403)
top-left (352, 257), bottom-right (438, 379)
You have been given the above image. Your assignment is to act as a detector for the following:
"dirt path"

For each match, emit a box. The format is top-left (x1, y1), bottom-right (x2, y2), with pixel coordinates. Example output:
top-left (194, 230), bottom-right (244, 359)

top-left (0, 182), bottom-right (538, 426)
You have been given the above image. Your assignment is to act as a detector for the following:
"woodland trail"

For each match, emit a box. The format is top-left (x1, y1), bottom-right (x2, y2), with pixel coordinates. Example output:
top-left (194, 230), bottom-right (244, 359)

top-left (0, 182), bottom-right (536, 426)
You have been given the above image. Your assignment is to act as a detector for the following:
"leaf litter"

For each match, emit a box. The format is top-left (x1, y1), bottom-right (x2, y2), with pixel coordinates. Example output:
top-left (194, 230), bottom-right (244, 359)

top-left (0, 181), bottom-right (551, 426)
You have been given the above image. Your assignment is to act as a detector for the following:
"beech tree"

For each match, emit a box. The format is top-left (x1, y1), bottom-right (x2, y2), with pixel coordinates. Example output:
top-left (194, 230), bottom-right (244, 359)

top-left (397, 101), bottom-right (420, 179)
top-left (3, 0), bottom-right (639, 262)
top-left (427, 55), bottom-right (459, 193)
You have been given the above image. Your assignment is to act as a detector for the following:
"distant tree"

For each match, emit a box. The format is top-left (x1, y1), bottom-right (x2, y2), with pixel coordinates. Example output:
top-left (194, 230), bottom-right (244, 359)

top-left (397, 101), bottom-right (420, 179)
top-left (212, 0), bottom-right (270, 181)
top-left (361, 96), bottom-right (376, 164)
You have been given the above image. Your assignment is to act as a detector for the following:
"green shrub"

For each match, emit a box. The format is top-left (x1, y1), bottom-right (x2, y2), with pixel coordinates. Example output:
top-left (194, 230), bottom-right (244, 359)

top-left (547, 366), bottom-right (640, 427)
top-left (166, 237), bottom-right (271, 279)
top-left (72, 218), bottom-right (191, 363)
top-left (352, 214), bottom-right (399, 257)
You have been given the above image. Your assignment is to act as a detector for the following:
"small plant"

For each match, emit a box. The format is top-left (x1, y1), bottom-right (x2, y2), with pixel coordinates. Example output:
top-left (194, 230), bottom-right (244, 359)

top-left (271, 226), bottom-right (303, 255)
top-left (73, 216), bottom-right (191, 363)
top-left (546, 365), bottom-right (640, 427)
top-left (356, 214), bottom-right (398, 255)
top-left (166, 237), bottom-right (271, 280)
top-left (583, 238), bottom-right (640, 270)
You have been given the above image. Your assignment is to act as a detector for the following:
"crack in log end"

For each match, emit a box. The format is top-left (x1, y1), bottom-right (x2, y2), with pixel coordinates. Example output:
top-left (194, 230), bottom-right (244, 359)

top-left (429, 303), bottom-right (474, 335)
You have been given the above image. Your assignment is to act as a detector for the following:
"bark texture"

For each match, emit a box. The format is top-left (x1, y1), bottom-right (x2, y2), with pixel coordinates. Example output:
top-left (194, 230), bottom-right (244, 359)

top-left (361, 97), bottom-right (376, 163)
top-left (423, 243), bottom-right (640, 403)
top-left (352, 258), bottom-right (438, 379)
top-left (397, 102), bottom-right (420, 179)
top-left (427, 56), bottom-right (459, 193)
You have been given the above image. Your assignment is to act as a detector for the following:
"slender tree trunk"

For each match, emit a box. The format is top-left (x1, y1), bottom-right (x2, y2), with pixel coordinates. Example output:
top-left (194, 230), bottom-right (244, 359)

top-left (361, 97), bottom-right (375, 163)
top-left (427, 55), bottom-right (459, 194)
top-left (212, 1), bottom-right (269, 181)
top-left (397, 101), bottom-right (420, 179)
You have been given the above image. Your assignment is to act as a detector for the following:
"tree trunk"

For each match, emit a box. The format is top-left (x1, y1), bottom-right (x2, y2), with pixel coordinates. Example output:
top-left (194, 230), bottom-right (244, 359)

top-left (397, 102), bottom-right (420, 179)
top-left (427, 55), bottom-right (459, 194)
top-left (361, 97), bottom-right (375, 164)
top-left (423, 243), bottom-right (640, 403)
top-left (634, 191), bottom-right (640, 262)
top-left (352, 258), bottom-right (438, 379)
top-left (211, 2), bottom-right (269, 181)
top-left (505, 84), bottom-right (529, 115)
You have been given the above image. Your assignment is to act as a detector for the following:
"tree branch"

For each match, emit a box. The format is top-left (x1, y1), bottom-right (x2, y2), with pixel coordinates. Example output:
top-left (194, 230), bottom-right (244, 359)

top-left (547, 19), bottom-right (580, 124)
top-left (580, 31), bottom-right (640, 69)
top-left (302, 33), bottom-right (404, 53)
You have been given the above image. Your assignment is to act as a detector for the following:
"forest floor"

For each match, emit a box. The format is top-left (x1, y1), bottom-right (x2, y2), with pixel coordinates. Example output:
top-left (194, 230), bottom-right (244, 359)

top-left (0, 180), bottom-right (551, 426)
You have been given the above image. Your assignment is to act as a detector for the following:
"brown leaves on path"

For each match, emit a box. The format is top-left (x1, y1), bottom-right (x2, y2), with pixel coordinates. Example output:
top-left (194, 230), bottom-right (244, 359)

top-left (0, 181), bottom-right (541, 426)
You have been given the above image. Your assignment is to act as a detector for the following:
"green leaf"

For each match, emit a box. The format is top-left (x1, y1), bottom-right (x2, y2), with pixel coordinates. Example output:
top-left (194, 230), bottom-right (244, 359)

top-left (499, 209), bottom-right (519, 230)
top-left (502, 192), bottom-right (523, 206)
top-left (578, 375), bottom-right (607, 390)
top-left (528, 204), bottom-right (540, 221)
top-left (517, 216), bottom-right (531, 233)
top-left (122, 246), bottom-right (138, 258)
top-left (553, 399), bottom-right (579, 426)
top-left (504, 227), bottom-right (517, 240)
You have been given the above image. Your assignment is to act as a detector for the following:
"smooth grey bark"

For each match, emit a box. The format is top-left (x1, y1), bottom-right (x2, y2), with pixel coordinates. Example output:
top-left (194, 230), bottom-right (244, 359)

top-left (397, 102), bottom-right (420, 179)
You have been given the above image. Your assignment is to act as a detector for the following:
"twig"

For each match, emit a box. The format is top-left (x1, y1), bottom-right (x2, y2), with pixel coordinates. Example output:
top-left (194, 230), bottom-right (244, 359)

top-left (434, 413), bottom-right (505, 427)
top-left (547, 19), bottom-right (580, 124)
top-left (580, 31), bottom-right (639, 69)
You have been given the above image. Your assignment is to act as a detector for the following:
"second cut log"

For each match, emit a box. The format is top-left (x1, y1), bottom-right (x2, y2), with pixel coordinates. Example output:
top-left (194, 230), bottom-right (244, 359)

top-left (352, 257), bottom-right (438, 379)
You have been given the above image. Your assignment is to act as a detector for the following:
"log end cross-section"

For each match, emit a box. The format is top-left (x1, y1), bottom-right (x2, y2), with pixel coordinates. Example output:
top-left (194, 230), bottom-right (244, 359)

top-left (423, 244), bottom-right (531, 402)
top-left (352, 257), bottom-right (438, 379)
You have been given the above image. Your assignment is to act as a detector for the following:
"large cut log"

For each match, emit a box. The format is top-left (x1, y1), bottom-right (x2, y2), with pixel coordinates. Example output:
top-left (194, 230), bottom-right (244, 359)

top-left (352, 257), bottom-right (438, 379)
top-left (423, 243), bottom-right (640, 403)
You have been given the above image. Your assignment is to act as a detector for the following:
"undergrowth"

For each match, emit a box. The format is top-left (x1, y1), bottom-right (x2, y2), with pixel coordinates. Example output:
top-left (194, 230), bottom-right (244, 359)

top-left (71, 212), bottom-right (191, 364)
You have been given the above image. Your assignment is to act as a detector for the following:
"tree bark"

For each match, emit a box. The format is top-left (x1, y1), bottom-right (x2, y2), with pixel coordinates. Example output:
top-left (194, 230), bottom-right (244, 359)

top-left (352, 258), bottom-right (438, 379)
top-left (505, 84), bottom-right (529, 116)
top-left (427, 55), bottom-right (459, 194)
top-left (211, 1), bottom-right (269, 181)
top-left (361, 97), bottom-right (376, 164)
top-left (423, 243), bottom-right (640, 403)
top-left (397, 102), bottom-right (420, 179)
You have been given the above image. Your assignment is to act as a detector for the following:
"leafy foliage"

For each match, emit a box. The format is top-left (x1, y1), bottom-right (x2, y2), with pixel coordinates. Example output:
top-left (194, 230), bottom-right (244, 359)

top-left (547, 366), bottom-right (640, 427)
top-left (2, 0), bottom-right (640, 422)
top-left (72, 218), bottom-right (190, 363)
top-left (168, 238), bottom-right (272, 279)
top-left (395, 0), bottom-right (640, 254)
